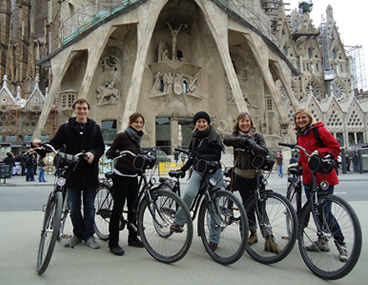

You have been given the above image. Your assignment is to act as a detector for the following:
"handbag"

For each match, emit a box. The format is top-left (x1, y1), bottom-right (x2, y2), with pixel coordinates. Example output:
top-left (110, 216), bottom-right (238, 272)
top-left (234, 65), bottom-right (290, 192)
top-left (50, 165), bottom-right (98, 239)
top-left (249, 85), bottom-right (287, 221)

top-left (42, 166), bottom-right (47, 171)
top-left (228, 155), bottom-right (240, 191)
top-left (228, 167), bottom-right (237, 191)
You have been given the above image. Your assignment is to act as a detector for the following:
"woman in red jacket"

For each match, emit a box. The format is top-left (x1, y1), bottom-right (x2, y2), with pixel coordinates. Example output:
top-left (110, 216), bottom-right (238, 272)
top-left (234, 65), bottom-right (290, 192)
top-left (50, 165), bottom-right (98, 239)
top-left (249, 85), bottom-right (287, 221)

top-left (288, 107), bottom-right (347, 262)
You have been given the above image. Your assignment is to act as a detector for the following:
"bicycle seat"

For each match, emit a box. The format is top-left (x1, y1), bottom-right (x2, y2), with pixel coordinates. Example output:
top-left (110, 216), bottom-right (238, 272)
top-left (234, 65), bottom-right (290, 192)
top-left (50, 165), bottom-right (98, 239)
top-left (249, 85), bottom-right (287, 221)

top-left (168, 170), bottom-right (185, 178)
top-left (288, 167), bottom-right (302, 176)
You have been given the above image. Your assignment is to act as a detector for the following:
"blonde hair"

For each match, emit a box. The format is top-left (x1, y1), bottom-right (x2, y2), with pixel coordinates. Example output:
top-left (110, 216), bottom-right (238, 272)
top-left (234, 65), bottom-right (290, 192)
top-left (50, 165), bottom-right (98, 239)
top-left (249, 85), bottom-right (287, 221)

top-left (293, 107), bottom-right (317, 129)
top-left (233, 112), bottom-right (255, 132)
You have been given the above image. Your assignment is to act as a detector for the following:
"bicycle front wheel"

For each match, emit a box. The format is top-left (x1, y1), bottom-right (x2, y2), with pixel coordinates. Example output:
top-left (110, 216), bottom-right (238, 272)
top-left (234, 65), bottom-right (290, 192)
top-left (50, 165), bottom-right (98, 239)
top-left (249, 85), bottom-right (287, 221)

top-left (245, 191), bottom-right (297, 264)
top-left (138, 189), bottom-right (193, 263)
top-left (94, 183), bottom-right (113, 241)
top-left (298, 194), bottom-right (362, 280)
top-left (37, 191), bottom-right (63, 275)
top-left (198, 190), bottom-right (248, 265)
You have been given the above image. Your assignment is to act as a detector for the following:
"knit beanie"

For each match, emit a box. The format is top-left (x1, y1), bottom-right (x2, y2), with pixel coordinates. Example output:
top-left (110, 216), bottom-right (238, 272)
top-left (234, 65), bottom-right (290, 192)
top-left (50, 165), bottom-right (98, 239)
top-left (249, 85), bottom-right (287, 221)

top-left (193, 111), bottom-right (211, 125)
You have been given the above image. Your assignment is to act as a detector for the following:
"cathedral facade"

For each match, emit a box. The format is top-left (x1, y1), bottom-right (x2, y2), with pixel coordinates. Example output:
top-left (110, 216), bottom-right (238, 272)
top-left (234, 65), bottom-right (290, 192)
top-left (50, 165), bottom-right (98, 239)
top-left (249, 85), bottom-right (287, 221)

top-left (0, 0), bottom-right (367, 156)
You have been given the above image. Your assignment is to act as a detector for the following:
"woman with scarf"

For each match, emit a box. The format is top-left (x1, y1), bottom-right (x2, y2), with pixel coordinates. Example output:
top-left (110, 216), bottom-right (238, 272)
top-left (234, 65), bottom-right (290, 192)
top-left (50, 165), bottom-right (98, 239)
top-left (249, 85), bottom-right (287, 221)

top-left (106, 112), bottom-right (145, 256)
top-left (288, 107), bottom-right (347, 262)
top-left (170, 111), bottom-right (223, 251)
top-left (223, 112), bottom-right (282, 254)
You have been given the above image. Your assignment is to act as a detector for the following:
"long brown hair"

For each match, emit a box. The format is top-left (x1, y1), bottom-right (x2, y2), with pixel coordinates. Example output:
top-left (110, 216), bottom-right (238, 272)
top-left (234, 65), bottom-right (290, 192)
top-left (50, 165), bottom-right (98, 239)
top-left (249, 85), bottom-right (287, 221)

top-left (233, 112), bottom-right (255, 132)
top-left (129, 112), bottom-right (145, 125)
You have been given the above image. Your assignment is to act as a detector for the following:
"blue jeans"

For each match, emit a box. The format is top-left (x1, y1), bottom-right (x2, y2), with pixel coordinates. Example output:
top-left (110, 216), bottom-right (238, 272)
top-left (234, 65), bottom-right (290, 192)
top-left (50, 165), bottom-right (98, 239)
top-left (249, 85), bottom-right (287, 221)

top-left (175, 168), bottom-right (223, 244)
top-left (277, 165), bottom-right (283, 177)
top-left (304, 184), bottom-right (344, 245)
top-left (67, 186), bottom-right (97, 242)
top-left (38, 166), bottom-right (46, 182)
top-left (26, 167), bottom-right (34, 181)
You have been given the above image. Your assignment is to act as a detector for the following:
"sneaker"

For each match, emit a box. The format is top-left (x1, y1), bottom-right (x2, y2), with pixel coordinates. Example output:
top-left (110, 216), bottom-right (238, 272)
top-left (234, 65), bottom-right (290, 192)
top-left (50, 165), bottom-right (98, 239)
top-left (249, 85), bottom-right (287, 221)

top-left (85, 236), bottom-right (100, 249)
top-left (336, 243), bottom-right (348, 262)
top-left (208, 242), bottom-right (218, 251)
top-left (264, 236), bottom-right (282, 254)
top-left (248, 231), bottom-right (258, 245)
top-left (128, 238), bottom-right (144, 248)
top-left (170, 223), bottom-right (184, 233)
top-left (64, 235), bottom-right (81, 248)
top-left (306, 239), bottom-right (330, 252)
top-left (110, 245), bottom-right (125, 256)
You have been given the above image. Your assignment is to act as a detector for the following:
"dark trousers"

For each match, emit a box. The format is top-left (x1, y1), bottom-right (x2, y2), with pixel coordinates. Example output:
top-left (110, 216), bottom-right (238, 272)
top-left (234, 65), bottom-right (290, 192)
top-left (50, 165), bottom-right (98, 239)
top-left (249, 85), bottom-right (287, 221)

top-left (109, 173), bottom-right (139, 247)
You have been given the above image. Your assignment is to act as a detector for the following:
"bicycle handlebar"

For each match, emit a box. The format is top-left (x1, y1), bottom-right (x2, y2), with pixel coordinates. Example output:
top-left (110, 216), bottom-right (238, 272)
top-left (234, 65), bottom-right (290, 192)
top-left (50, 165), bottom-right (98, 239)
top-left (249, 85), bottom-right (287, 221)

top-left (34, 143), bottom-right (87, 160)
top-left (278, 142), bottom-right (311, 158)
top-left (174, 148), bottom-right (189, 155)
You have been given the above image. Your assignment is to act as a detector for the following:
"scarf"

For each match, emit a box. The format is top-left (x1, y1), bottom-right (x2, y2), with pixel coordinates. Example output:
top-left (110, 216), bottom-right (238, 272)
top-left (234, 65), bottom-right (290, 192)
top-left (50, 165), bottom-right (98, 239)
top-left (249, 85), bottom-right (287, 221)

top-left (188, 126), bottom-right (223, 151)
top-left (125, 126), bottom-right (144, 149)
top-left (238, 127), bottom-right (257, 140)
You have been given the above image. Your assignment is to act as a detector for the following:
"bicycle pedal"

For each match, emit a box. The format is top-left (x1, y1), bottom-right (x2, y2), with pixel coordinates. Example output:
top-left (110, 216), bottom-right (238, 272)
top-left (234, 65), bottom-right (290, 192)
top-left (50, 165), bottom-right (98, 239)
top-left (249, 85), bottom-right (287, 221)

top-left (64, 234), bottom-right (72, 238)
top-left (281, 236), bottom-right (290, 240)
top-left (42, 205), bottom-right (47, 212)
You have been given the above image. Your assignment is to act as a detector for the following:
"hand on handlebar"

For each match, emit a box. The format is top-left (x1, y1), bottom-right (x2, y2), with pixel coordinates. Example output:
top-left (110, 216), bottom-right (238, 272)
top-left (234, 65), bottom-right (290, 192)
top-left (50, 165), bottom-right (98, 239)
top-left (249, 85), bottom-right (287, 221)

top-left (242, 137), bottom-right (256, 150)
top-left (85, 152), bottom-right (95, 164)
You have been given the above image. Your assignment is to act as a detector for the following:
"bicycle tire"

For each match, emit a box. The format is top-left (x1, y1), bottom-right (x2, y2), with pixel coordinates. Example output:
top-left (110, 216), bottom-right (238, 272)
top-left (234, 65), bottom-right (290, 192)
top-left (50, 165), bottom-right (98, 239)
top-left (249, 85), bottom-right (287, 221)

top-left (57, 194), bottom-right (69, 241)
top-left (198, 189), bottom-right (248, 265)
top-left (94, 183), bottom-right (113, 241)
top-left (137, 189), bottom-right (193, 263)
top-left (244, 191), bottom-right (297, 264)
top-left (298, 194), bottom-right (362, 280)
top-left (37, 191), bottom-right (63, 275)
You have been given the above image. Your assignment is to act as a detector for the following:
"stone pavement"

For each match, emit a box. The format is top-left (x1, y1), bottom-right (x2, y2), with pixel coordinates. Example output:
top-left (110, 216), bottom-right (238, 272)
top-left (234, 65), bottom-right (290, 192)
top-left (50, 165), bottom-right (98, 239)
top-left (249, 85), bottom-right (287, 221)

top-left (1, 169), bottom-right (367, 187)
top-left (0, 171), bottom-right (367, 285)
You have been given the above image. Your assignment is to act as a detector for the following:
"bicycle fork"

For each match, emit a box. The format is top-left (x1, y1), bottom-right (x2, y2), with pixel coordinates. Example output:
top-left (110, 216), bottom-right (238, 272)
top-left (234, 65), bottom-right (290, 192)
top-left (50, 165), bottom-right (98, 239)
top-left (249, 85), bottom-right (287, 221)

top-left (254, 188), bottom-right (272, 238)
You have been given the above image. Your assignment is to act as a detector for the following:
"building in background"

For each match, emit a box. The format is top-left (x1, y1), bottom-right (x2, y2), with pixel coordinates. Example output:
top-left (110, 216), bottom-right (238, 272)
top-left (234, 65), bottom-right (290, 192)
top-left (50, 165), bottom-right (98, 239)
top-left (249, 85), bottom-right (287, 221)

top-left (0, 0), bottom-right (367, 157)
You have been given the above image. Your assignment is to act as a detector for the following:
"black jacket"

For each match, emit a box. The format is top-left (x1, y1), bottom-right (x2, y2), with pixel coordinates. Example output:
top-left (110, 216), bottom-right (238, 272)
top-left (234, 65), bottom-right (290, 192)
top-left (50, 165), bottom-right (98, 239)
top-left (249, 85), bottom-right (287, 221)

top-left (48, 117), bottom-right (105, 188)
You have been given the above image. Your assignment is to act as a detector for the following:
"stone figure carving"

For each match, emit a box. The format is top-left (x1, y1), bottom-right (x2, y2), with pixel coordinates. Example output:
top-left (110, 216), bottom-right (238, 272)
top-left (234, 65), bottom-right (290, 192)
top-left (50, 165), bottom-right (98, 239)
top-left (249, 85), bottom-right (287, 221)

top-left (174, 73), bottom-right (183, 95)
top-left (96, 80), bottom-right (120, 105)
top-left (151, 72), bottom-right (161, 92)
top-left (158, 41), bottom-right (170, 62)
top-left (101, 56), bottom-right (119, 72)
top-left (167, 23), bottom-right (182, 61)
top-left (243, 92), bottom-right (259, 109)
top-left (167, 72), bottom-right (174, 93)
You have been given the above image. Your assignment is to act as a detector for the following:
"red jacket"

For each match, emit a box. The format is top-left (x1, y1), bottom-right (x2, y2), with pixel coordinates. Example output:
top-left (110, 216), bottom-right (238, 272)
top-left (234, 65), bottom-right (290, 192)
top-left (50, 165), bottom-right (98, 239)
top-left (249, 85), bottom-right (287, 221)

top-left (296, 122), bottom-right (341, 186)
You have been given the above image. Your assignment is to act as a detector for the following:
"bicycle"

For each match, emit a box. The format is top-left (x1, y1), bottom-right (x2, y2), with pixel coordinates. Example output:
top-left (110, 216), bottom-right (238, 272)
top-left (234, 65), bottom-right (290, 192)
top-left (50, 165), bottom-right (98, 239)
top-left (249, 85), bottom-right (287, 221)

top-left (35, 143), bottom-right (88, 275)
top-left (230, 149), bottom-right (297, 264)
top-left (157, 148), bottom-right (249, 265)
top-left (93, 150), bottom-right (193, 263)
top-left (279, 142), bottom-right (362, 280)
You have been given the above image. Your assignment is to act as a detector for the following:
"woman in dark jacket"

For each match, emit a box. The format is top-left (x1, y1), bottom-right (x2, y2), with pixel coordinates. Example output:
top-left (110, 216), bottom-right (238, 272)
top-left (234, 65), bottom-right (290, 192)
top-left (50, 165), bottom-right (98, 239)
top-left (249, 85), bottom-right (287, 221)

top-left (106, 112), bottom-right (145, 256)
top-left (223, 112), bottom-right (282, 254)
top-left (170, 111), bottom-right (223, 251)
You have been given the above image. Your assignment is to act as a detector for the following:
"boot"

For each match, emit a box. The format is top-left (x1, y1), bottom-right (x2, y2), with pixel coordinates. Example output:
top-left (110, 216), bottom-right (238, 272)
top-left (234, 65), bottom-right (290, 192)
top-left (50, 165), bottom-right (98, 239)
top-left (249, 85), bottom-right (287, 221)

top-left (264, 236), bottom-right (282, 254)
top-left (248, 231), bottom-right (258, 245)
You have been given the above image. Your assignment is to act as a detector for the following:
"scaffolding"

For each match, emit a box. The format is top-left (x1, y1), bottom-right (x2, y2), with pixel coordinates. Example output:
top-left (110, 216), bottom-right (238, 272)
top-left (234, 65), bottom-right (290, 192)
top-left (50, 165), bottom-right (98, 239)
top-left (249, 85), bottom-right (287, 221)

top-left (61, 0), bottom-right (141, 45)
top-left (346, 45), bottom-right (368, 92)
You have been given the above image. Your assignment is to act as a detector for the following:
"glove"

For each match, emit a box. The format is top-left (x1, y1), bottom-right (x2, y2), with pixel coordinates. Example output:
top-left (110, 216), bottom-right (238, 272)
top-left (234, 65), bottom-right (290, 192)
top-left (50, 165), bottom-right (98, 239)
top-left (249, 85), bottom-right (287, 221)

top-left (287, 163), bottom-right (299, 174)
top-left (242, 138), bottom-right (256, 150)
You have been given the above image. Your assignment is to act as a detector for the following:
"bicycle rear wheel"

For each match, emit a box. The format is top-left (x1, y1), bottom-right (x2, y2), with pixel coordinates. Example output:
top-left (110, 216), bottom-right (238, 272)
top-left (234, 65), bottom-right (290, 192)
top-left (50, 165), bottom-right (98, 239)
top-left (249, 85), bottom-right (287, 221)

top-left (37, 191), bottom-right (62, 275)
top-left (94, 183), bottom-right (113, 241)
top-left (245, 191), bottom-right (297, 264)
top-left (298, 194), bottom-right (362, 280)
top-left (198, 190), bottom-right (248, 265)
top-left (137, 189), bottom-right (193, 263)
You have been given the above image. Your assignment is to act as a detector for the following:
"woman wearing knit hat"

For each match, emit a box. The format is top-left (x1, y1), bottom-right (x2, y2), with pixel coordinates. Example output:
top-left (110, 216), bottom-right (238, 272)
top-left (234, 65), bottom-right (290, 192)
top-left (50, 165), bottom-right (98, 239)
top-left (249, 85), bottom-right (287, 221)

top-left (170, 111), bottom-right (223, 251)
top-left (223, 112), bottom-right (282, 254)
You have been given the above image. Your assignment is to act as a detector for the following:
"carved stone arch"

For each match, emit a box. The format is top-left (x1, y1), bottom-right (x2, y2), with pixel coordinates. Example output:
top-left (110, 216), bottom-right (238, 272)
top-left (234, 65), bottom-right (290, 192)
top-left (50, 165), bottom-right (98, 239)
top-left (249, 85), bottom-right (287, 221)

top-left (308, 106), bottom-right (323, 123)
top-left (347, 109), bottom-right (364, 129)
top-left (326, 108), bottom-right (344, 128)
